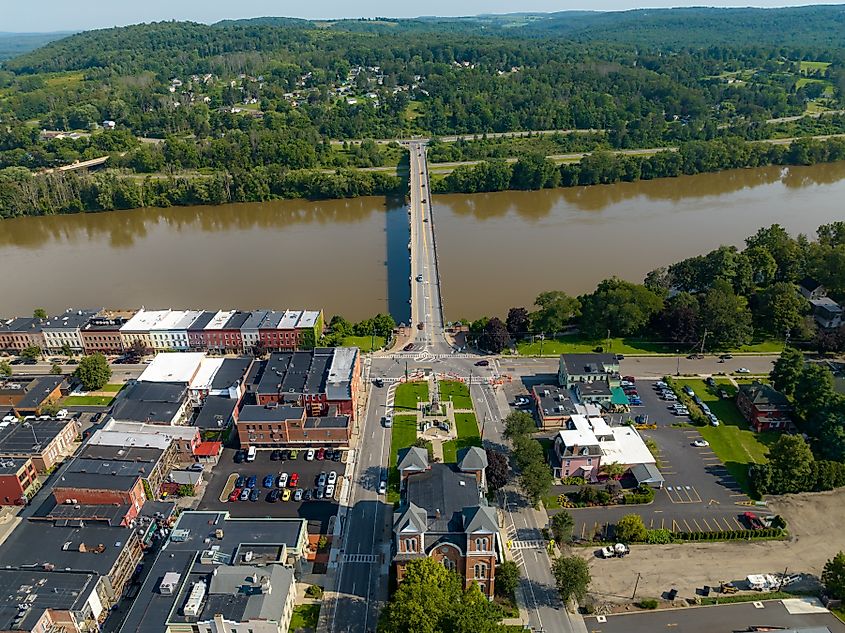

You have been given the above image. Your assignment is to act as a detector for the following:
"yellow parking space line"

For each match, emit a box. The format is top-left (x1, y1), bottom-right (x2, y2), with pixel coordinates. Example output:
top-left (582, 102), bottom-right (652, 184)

top-left (672, 519), bottom-right (679, 532)
top-left (683, 519), bottom-right (693, 532)
top-left (661, 518), bottom-right (666, 530)
top-left (692, 518), bottom-right (703, 531)
top-left (700, 517), bottom-right (713, 531)
top-left (719, 517), bottom-right (734, 531)
top-left (733, 517), bottom-right (745, 530)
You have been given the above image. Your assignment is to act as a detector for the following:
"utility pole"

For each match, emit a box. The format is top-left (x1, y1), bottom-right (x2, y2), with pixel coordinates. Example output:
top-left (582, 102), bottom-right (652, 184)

top-left (632, 572), bottom-right (642, 600)
top-left (606, 329), bottom-right (611, 354)
top-left (700, 329), bottom-right (709, 357)
top-left (676, 349), bottom-right (680, 376)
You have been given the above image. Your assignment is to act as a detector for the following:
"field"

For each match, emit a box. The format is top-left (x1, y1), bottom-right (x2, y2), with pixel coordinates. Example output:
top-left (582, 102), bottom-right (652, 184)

top-left (394, 381), bottom-right (429, 413)
top-left (438, 380), bottom-right (473, 410)
top-left (800, 60), bottom-right (832, 73)
top-left (340, 335), bottom-right (385, 352)
top-left (289, 603), bottom-right (320, 631)
top-left (515, 334), bottom-right (784, 356)
top-left (388, 415), bottom-right (418, 502)
top-left (62, 395), bottom-right (114, 406)
top-left (100, 384), bottom-right (125, 393)
top-left (674, 378), bottom-right (778, 492)
top-left (441, 413), bottom-right (482, 463)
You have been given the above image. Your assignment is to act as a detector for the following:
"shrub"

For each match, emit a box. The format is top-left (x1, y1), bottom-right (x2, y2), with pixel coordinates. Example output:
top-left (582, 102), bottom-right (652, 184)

top-left (645, 529), bottom-right (674, 544)
top-left (638, 598), bottom-right (659, 610)
top-left (562, 476), bottom-right (585, 485)
top-left (305, 584), bottom-right (324, 599)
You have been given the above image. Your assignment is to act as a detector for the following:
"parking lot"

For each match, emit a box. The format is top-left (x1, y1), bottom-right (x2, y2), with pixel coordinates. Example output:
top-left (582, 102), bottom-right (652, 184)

top-left (557, 377), bottom-right (753, 539)
top-left (198, 448), bottom-right (345, 534)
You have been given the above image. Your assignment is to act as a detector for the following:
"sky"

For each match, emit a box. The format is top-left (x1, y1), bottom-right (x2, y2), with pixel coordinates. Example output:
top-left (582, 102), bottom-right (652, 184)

top-left (2, 0), bottom-right (830, 33)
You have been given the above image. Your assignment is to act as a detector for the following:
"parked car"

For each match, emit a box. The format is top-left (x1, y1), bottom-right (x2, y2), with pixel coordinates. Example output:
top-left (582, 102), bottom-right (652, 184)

top-left (289, 449), bottom-right (299, 459)
top-left (316, 485), bottom-right (325, 498)
top-left (294, 488), bottom-right (304, 502)
top-left (623, 376), bottom-right (636, 383)
top-left (324, 484), bottom-right (335, 499)
top-left (692, 439), bottom-right (710, 447)
top-left (239, 488), bottom-right (250, 501)
top-left (235, 475), bottom-right (247, 489)
top-left (328, 471), bottom-right (338, 485)
top-left (736, 367), bottom-right (751, 374)
top-left (277, 473), bottom-right (288, 488)
top-left (263, 475), bottom-right (275, 488)
top-left (654, 381), bottom-right (668, 389)
top-left (742, 511), bottom-right (765, 530)
top-left (268, 489), bottom-right (281, 502)
top-left (683, 386), bottom-right (695, 397)
top-left (719, 354), bottom-right (733, 360)
top-left (289, 473), bottom-right (299, 488)
top-left (378, 479), bottom-right (387, 495)
top-left (233, 450), bottom-right (245, 464)
top-left (403, 343), bottom-right (414, 351)
top-left (246, 475), bottom-right (257, 489)
top-left (316, 448), bottom-right (325, 461)
top-left (282, 489), bottom-right (292, 502)
top-left (305, 449), bottom-right (315, 461)
top-left (270, 450), bottom-right (282, 461)
top-left (474, 360), bottom-right (490, 366)
top-left (303, 489), bottom-right (313, 501)
top-left (249, 488), bottom-right (260, 502)
top-left (280, 449), bottom-right (290, 461)
top-left (331, 450), bottom-right (341, 462)
top-left (229, 488), bottom-right (242, 502)
top-left (188, 463), bottom-right (204, 472)
top-left (317, 472), bottom-right (328, 487)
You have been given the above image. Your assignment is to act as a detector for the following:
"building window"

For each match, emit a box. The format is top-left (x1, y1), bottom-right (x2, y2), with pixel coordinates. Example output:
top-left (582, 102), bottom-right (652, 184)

top-left (404, 538), bottom-right (416, 552)
top-left (442, 557), bottom-right (456, 571)
top-left (474, 563), bottom-right (487, 579)
top-left (474, 537), bottom-right (488, 551)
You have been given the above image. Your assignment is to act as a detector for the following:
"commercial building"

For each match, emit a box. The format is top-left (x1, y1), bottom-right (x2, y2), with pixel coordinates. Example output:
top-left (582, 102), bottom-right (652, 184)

top-left (94, 420), bottom-right (199, 456)
top-left (120, 309), bottom-right (172, 352)
top-left (0, 416), bottom-right (80, 472)
top-left (0, 375), bottom-right (66, 416)
top-left (119, 511), bottom-right (308, 633)
top-left (0, 317), bottom-right (45, 352)
top-left (41, 309), bottom-right (101, 353)
top-left (252, 347), bottom-right (360, 421)
top-left (81, 312), bottom-right (133, 354)
top-left (77, 440), bottom-right (178, 494)
top-left (138, 352), bottom-right (206, 385)
top-left (0, 569), bottom-right (103, 633)
top-left (150, 310), bottom-right (204, 351)
top-left (551, 415), bottom-right (659, 483)
top-left (0, 517), bottom-right (145, 611)
top-left (393, 447), bottom-right (500, 598)
top-left (200, 310), bottom-right (237, 352)
top-left (51, 458), bottom-right (148, 522)
top-left (0, 457), bottom-right (38, 505)
top-left (737, 382), bottom-right (793, 432)
top-left (188, 357), bottom-right (253, 404)
top-left (193, 396), bottom-right (238, 434)
top-left (257, 310), bottom-right (324, 352)
top-left (109, 381), bottom-right (189, 425)
top-left (240, 310), bottom-right (269, 354)
top-left (558, 353), bottom-right (620, 389)
top-left (236, 405), bottom-right (350, 447)
top-left (532, 384), bottom-right (603, 429)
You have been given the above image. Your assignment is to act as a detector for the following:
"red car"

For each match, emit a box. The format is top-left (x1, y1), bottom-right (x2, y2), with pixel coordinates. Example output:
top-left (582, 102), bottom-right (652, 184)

top-left (623, 376), bottom-right (636, 383)
top-left (742, 511), bottom-right (764, 530)
top-left (316, 448), bottom-right (325, 461)
top-left (289, 473), bottom-right (299, 488)
top-left (229, 487), bottom-right (242, 502)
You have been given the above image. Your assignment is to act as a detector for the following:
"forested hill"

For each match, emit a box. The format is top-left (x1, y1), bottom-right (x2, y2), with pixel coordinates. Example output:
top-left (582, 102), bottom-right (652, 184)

top-left (0, 32), bottom-right (72, 61)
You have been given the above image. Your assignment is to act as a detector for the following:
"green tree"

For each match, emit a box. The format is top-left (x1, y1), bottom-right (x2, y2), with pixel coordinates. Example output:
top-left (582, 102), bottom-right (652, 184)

top-left (823, 551), bottom-right (845, 600)
top-left (579, 278), bottom-right (663, 338)
top-left (20, 346), bottom-right (41, 362)
top-left (551, 555), bottom-right (591, 603)
top-left (550, 510), bottom-right (575, 543)
top-left (505, 307), bottom-right (531, 340)
top-left (0, 361), bottom-right (10, 377)
top-left (485, 449), bottom-right (510, 491)
top-left (767, 434), bottom-right (815, 494)
top-left (60, 342), bottom-right (74, 358)
top-left (510, 154), bottom-right (558, 190)
top-left (372, 313), bottom-right (396, 339)
top-left (33, 308), bottom-right (47, 320)
top-left (793, 363), bottom-right (836, 422)
top-left (658, 292), bottom-right (701, 344)
top-left (495, 561), bottom-right (520, 598)
top-left (614, 514), bottom-right (647, 542)
top-left (479, 317), bottom-right (510, 354)
top-left (769, 347), bottom-right (804, 397)
top-left (520, 459), bottom-right (553, 506)
top-left (50, 363), bottom-right (62, 375)
top-left (532, 291), bottom-right (581, 334)
top-left (699, 280), bottom-right (753, 349)
top-left (503, 411), bottom-right (535, 440)
top-left (73, 353), bottom-right (111, 391)
top-left (755, 282), bottom-right (808, 337)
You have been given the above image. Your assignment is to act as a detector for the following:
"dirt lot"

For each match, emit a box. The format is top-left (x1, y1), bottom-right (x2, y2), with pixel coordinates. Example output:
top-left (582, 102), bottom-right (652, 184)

top-left (578, 488), bottom-right (845, 604)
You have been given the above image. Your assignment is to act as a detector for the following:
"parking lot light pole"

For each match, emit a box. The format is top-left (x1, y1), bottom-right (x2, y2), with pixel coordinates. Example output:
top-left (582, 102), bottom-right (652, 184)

top-left (632, 572), bottom-right (642, 600)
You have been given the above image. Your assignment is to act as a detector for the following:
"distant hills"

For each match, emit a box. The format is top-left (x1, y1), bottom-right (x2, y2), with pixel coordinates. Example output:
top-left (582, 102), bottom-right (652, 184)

top-left (0, 32), bottom-right (72, 61)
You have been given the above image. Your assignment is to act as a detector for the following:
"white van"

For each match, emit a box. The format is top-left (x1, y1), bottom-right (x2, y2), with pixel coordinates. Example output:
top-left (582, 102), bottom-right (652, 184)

top-left (246, 446), bottom-right (257, 462)
top-left (383, 415), bottom-right (393, 428)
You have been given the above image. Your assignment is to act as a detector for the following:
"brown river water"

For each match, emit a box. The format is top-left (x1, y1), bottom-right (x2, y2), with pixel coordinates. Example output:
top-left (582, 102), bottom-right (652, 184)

top-left (1, 163), bottom-right (844, 321)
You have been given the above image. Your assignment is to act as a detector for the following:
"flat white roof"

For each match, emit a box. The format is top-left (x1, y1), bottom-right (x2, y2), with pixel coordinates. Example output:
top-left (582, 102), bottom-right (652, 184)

top-left (121, 309), bottom-right (171, 332)
top-left (152, 310), bottom-right (203, 332)
top-left (87, 429), bottom-right (172, 450)
top-left (102, 420), bottom-right (199, 441)
top-left (204, 310), bottom-right (235, 330)
top-left (557, 428), bottom-right (600, 448)
top-left (189, 358), bottom-right (225, 390)
top-left (599, 426), bottom-right (655, 467)
top-left (297, 311), bottom-right (320, 328)
top-left (138, 352), bottom-right (206, 384)
top-left (279, 310), bottom-right (302, 329)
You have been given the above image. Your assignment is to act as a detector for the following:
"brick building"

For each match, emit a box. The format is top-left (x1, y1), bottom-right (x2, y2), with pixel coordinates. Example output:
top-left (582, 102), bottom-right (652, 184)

top-left (80, 313), bottom-right (132, 354)
top-left (1, 375), bottom-right (66, 416)
top-left (737, 382), bottom-right (793, 432)
top-left (236, 404), bottom-right (350, 447)
top-left (393, 447), bottom-right (499, 598)
top-left (0, 317), bottom-right (45, 352)
top-left (0, 416), bottom-right (80, 472)
top-left (0, 457), bottom-right (38, 505)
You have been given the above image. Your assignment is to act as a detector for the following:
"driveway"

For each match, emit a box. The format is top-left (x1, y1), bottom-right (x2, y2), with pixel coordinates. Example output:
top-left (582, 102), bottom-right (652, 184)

top-left (197, 448), bottom-right (342, 534)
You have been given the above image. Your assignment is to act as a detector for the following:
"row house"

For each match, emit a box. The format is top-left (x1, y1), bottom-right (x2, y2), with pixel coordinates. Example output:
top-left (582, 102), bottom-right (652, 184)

top-left (240, 309), bottom-right (269, 353)
top-left (150, 309), bottom-right (204, 350)
top-left (198, 310), bottom-right (236, 352)
top-left (42, 309), bottom-right (100, 353)
top-left (80, 313), bottom-right (132, 354)
top-left (0, 317), bottom-right (44, 352)
top-left (120, 309), bottom-right (171, 352)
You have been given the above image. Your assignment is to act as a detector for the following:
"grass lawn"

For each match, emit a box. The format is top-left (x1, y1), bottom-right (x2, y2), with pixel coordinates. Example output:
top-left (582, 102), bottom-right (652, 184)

top-left (289, 603), bottom-right (321, 632)
top-left (340, 335), bottom-right (385, 353)
top-left (442, 412), bottom-right (481, 463)
top-left (388, 415), bottom-right (418, 502)
top-left (674, 378), bottom-right (778, 494)
top-left (394, 381), bottom-right (428, 413)
top-left (439, 380), bottom-right (473, 410)
top-left (100, 384), bottom-right (124, 393)
top-left (63, 395), bottom-right (114, 406)
top-left (515, 333), bottom-right (783, 356)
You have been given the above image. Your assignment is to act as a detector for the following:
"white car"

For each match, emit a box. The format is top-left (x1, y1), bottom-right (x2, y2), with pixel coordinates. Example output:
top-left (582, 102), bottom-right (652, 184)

top-left (305, 449), bottom-right (315, 461)
top-left (692, 439), bottom-right (710, 447)
top-left (378, 479), bottom-right (387, 495)
top-left (277, 472), bottom-right (288, 488)
top-left (327, 471), bottom-right (337, 485)
top-left (736, 367), bottom-right (751, 374)
top-left (324, 484), bottom-right (335, 499)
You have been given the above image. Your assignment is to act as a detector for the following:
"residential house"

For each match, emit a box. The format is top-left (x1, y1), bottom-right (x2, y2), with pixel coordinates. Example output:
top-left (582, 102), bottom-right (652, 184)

top-left (810, 297), bottom-right (843, 330)
top-left (0, 416), bottom-right (80, 472)
top-left (240, 310), bottom-right (269, 354)
top-left (393, 447), bottom-right (500, 598)
top-left (737, 383), bottom-right (793, 432)
top-left (0, 457), bottom-right (38, 505)
top-left (558, 354), bottom-right (620, 389)
top-left (41, 309), bottom-right (100, 353)
top-left (798, 277), bottom-right (826, 300)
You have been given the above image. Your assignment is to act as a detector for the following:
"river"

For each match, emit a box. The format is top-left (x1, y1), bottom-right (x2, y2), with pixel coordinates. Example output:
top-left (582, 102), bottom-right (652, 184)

top-left (1, 163), bottom-right (843, 322)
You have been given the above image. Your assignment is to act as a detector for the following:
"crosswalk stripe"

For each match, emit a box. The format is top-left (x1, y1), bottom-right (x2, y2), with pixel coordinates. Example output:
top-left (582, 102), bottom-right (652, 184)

top-left (343, 554), bottom-right (379, 563)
